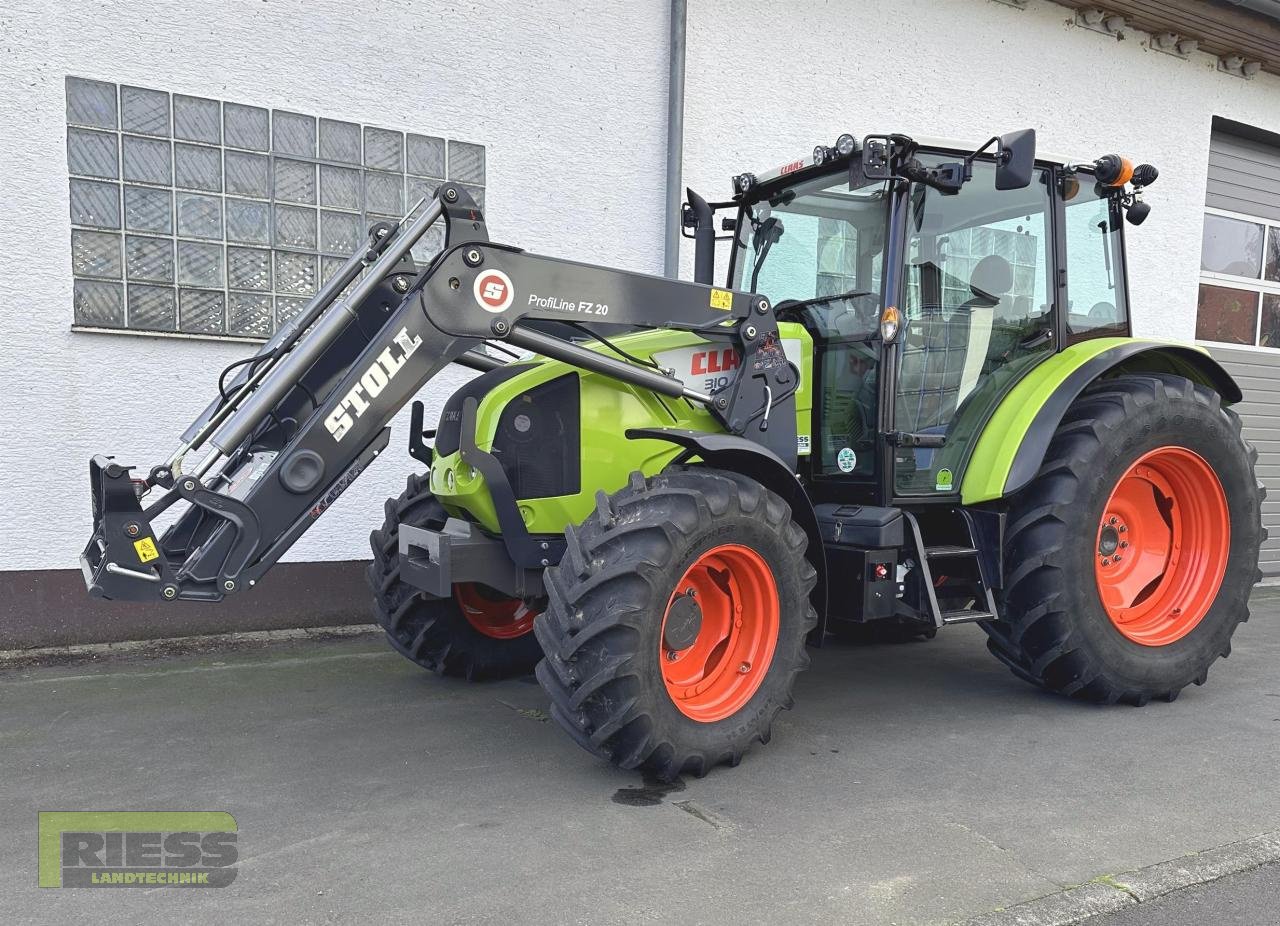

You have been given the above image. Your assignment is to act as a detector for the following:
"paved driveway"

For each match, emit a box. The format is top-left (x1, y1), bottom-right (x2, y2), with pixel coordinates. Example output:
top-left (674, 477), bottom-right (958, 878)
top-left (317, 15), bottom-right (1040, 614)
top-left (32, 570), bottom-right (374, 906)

top-left (4, 595), bottom-right (1279, 924)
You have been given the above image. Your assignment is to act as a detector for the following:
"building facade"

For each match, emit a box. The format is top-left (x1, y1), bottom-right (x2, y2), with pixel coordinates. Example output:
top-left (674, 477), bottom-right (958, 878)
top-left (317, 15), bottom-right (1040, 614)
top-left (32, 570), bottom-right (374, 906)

top-left (2, 0), bottom-right (1279, 643)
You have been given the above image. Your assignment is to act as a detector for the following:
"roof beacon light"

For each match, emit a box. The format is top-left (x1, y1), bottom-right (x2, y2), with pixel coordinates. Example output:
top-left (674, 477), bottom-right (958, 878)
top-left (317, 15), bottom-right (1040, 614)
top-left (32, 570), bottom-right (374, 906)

top-left (1094, 153), bottom-right (1134, 187)
top-left (835, 133), bottom-right (857, 157)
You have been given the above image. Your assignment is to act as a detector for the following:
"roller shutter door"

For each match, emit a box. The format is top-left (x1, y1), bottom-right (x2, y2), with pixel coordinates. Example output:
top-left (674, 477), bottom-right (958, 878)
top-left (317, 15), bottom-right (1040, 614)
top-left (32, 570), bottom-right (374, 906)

top-left (1205, 123), bottom-right (1280, 576)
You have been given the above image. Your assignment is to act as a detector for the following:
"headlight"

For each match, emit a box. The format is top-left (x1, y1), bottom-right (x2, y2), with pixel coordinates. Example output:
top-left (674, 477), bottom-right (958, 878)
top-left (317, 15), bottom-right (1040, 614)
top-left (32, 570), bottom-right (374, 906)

top-left (835, 133), bottom-right (857, 157)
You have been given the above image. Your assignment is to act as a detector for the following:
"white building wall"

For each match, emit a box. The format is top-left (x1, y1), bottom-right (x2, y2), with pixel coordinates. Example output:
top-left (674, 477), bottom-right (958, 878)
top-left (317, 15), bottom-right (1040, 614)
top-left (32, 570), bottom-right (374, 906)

top-left (681, 0), bottom-right (1280, 339)
top-left (0, 0), bottom-right (669, 570)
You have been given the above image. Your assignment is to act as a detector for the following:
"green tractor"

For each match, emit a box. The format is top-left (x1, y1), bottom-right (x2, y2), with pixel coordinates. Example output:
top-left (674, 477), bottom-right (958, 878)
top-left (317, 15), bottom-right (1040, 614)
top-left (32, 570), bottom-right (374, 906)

top-left (84, 130), bottom-right (1263, 779)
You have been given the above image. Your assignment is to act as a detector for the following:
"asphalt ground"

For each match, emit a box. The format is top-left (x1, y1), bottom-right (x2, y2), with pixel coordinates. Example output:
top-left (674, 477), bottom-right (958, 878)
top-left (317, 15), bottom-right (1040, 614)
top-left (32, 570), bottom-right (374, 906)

top-left (3, 592), bottom-right (1280, 924)
top-left (1083, 861), bottom-right (1280, 925)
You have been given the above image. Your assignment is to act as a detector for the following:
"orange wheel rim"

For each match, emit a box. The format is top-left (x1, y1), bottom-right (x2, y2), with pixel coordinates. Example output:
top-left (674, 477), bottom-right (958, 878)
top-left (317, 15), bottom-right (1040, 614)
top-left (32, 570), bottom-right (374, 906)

top-left (1094, 446), bottom-right (1229, 646)
top-left (660, 543), bottom-right (780, 722)
top-left (453, 583), bottom-right (538, 640)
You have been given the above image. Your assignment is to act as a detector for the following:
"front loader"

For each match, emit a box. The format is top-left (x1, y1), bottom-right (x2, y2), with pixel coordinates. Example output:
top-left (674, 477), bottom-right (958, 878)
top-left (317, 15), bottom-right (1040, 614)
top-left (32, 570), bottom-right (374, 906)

top-left (84, 129), bottom-right (1264, 779)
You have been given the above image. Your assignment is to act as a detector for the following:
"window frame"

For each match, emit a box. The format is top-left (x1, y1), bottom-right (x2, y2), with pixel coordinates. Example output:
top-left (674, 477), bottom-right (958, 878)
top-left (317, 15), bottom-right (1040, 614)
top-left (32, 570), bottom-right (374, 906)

top-left (1196, 204), bottom-right (1280, 353)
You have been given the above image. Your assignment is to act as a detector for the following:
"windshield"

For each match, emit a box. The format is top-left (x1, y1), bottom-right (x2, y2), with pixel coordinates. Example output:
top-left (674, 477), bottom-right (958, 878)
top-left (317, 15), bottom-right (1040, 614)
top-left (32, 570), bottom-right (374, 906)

top-left (733, 169), bottom-right (891, 479)
top-left (733, 171), bottom-right (890, 333)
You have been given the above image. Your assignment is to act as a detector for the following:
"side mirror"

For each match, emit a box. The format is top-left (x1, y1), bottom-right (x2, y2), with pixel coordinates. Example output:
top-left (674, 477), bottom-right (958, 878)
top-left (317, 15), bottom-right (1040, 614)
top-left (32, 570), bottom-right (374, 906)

top-left (995, 128), bottom-right (1036, 190)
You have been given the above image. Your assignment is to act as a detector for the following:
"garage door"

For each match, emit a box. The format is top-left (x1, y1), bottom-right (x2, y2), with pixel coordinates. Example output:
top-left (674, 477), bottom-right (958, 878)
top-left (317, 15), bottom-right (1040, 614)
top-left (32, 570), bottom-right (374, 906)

top-left (1198, 120), bottom-right (1280, 576)
top-left (1205, 347), bottom-right (1280, 576)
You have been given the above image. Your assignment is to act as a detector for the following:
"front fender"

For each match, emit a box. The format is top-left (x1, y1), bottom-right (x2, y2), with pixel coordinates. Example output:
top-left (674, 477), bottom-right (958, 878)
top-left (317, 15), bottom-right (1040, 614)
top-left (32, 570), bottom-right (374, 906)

top-left (962, 338), bottom-right (1242, 505)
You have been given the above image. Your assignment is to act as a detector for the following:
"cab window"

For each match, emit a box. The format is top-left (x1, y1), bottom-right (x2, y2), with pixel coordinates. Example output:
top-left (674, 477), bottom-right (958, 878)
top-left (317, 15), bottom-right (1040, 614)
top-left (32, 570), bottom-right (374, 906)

top-left (1063, 177), bottom-right (1129, 335)
top-left (736, 176), bottom-right (889, 479)
top-left (895, 157), bottom-right (1055, 495)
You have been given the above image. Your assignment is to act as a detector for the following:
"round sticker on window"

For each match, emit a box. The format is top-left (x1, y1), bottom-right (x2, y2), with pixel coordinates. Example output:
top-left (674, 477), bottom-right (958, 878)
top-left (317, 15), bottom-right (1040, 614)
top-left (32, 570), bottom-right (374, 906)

top-left (837, 447), bottom-right (857, 473)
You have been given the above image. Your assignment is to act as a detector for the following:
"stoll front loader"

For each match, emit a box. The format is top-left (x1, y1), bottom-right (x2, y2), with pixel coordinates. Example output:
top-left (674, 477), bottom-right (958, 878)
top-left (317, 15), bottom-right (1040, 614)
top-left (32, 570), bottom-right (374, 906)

top-left (83, 129), bottom-right (1264, 778)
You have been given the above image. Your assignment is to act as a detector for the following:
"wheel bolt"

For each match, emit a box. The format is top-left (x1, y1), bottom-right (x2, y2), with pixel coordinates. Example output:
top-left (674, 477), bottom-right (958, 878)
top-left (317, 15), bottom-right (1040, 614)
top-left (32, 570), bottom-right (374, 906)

top-left (1101, 558), bottom-right (1110, 566)
top-left (666, 650), bottom-right (679, 661)
top-left (738, 662), bottom-right (751, 674)
top-left (1109, 517), bottom-right (1118, 525)
top-left (1113, 555), bottom-right (1122, 562)
top-left (1120, 541), bottom-right (1129, 549)
top-left (1119, 525), bottom-right (1127, 533)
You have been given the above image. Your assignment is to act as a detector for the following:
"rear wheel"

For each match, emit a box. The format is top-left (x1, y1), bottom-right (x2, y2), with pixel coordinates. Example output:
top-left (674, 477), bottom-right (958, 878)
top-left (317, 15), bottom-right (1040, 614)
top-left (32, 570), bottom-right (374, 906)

top-left (536, 469), bottom-right (818, 779)
top-left (984, 374), bottom-right (1263, 704)
top-left (368, 474), bottom-right (543, 680)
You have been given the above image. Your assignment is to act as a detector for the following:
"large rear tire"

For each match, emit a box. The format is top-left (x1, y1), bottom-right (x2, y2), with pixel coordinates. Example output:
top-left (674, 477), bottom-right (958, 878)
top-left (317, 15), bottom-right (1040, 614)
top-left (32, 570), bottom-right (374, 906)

top-left (368, 474), bottom-right (543, 680)
top-left (536, 469), bottom-right (818, 779)
top-left (983, 374), bottom-right (1263, 704)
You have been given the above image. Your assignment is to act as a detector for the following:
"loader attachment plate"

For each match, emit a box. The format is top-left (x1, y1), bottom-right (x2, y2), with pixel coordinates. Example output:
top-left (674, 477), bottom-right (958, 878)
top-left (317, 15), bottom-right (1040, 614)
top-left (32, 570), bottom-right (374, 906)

top-left (81, 455), bottom-right (174, 601)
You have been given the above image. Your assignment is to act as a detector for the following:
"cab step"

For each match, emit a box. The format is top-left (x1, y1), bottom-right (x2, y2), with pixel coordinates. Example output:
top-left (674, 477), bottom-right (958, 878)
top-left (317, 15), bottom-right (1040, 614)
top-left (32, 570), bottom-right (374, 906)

top-left (925, 545), bottom-right (979, 557)
top-left (903, 510), bottom-right (1001, 630)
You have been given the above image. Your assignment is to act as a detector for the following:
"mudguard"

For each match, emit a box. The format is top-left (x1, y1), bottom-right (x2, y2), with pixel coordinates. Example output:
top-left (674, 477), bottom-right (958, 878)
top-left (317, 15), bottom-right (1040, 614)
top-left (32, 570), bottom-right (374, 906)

top-left (627, 427), bottom-right (828, 644)
top-left (962, 337), bottom-right (1242, 505)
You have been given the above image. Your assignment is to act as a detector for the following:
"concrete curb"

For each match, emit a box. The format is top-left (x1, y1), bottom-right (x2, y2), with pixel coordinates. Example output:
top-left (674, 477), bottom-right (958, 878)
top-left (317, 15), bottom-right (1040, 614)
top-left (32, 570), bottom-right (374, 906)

top-left (959, 831), bottom-right (1280, 925)
top-left (0, 623), bottom-right (381, 670)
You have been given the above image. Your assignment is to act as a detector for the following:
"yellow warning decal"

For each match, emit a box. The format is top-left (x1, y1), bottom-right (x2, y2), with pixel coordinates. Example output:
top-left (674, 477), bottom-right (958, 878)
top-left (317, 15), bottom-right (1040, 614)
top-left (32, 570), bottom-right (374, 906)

top-left (133, 537), bottom-right (160, 563)
top-left (709, 289), bottom-right (733, 311)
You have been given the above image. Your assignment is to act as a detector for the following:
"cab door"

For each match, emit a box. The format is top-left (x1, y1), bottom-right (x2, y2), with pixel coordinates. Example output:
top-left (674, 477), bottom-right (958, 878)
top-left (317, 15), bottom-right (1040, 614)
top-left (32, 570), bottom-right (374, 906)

top-left (891, 157), bottom-right (1058, 497)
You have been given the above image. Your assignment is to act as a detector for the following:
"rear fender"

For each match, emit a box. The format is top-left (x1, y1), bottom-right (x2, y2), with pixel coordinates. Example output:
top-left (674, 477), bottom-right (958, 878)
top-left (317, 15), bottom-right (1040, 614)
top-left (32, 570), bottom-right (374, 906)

top-left (962, 338), bottom-right (1242, 504)
top-left (627, 427), bottom-right (828, 644)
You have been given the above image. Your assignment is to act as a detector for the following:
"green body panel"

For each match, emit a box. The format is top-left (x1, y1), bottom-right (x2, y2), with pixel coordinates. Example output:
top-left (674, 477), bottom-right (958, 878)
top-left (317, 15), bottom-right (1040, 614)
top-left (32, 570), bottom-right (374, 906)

top-left (960, 337), bottom-right (1218, 505)
top-left (431, 323), bottom-right (813, 534)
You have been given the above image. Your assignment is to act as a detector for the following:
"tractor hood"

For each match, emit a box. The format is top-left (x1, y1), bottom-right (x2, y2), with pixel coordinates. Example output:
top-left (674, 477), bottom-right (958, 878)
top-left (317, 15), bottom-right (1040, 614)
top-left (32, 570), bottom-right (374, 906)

top-left (428, 324), bottom-right (813, 536)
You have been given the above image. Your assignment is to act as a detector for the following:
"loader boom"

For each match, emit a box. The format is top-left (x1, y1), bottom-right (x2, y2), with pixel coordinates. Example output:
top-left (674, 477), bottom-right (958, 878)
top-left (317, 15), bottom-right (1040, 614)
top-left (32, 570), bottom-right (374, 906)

top-left (82, 183), bottom-right (794, 603)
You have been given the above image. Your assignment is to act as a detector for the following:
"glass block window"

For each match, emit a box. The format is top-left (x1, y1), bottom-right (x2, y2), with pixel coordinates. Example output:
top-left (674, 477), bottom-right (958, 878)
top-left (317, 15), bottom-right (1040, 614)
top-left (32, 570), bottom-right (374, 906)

top-left (65, 76), bottom-right (486, 338)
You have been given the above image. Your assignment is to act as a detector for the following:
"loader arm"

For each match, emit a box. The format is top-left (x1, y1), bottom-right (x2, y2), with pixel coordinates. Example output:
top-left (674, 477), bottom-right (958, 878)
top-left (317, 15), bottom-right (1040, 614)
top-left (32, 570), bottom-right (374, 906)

top-left (82, 184), bottom-right (796, 603)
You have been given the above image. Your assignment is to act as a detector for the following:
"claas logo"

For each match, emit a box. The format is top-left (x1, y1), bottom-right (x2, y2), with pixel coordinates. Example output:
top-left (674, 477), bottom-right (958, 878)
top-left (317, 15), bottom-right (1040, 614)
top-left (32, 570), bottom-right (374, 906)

top-left (690, 348), bottom-right (740, 376)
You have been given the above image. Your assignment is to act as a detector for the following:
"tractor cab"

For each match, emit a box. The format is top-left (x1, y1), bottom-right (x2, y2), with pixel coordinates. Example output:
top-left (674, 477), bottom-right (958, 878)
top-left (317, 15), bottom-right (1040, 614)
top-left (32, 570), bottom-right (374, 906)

top-left (723, 132), bottom-right (1145, 506)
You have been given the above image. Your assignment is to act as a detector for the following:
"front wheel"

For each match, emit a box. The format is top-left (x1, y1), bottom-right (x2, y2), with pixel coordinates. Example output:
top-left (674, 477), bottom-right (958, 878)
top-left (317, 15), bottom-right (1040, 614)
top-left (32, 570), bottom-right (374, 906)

top-left (984, 374), bottom-right (1264, 704)
top-left (368, 474), bottom-right (543, 680)
top-left (535, 469), bottom-right (818, 779)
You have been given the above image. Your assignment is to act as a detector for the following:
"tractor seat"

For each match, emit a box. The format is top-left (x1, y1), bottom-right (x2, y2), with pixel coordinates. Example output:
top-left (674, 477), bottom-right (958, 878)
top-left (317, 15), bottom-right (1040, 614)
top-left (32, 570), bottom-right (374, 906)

top-left (898, 255), bottom-right (1013, 434)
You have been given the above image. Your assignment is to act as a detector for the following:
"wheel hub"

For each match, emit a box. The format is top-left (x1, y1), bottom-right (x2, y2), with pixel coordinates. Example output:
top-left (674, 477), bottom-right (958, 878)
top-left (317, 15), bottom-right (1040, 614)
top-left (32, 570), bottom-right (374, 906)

top-left (659, 544), bottom-right (780, 723)
top-left (663, 591), bottom-right (703, 653)
top-left (1093, 447), bottom-right (1230, 647)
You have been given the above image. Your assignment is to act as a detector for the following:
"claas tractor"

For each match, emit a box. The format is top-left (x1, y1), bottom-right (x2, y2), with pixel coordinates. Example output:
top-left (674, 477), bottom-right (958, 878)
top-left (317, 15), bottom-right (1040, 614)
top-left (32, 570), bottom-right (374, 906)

top-left (83, 129), bottom-right (1264, 778)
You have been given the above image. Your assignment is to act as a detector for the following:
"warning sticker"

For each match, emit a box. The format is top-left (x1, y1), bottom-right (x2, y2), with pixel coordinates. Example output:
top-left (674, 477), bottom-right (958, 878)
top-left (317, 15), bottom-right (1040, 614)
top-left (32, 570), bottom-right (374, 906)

top-left (797, 434), bottom-right (811, 456)
top-left (935, 468), bottom-right (955, 492)
top-left (133, 537), bottom-right (160, 563)
top-left (709, 288), bottom-right (733, 311)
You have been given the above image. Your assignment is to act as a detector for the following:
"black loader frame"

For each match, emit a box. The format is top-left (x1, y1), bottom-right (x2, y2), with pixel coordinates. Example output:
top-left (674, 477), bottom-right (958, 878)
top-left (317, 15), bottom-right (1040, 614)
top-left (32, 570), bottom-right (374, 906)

top-left (83, 185), bottom-right (797, 604)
